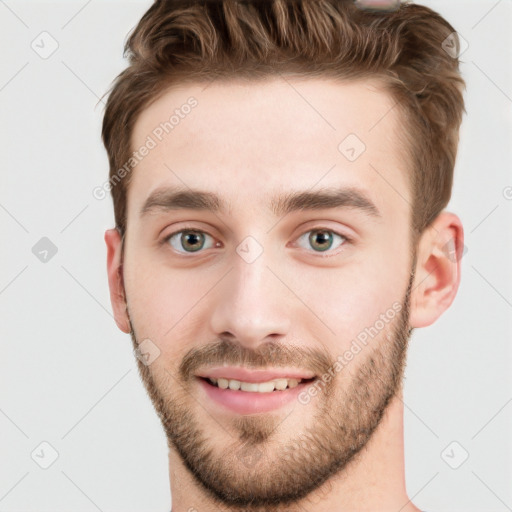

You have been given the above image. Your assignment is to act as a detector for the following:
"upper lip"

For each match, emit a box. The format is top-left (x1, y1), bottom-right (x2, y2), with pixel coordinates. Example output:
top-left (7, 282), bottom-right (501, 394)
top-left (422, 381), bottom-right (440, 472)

top-left (196, 366), bottom-right (316, 383)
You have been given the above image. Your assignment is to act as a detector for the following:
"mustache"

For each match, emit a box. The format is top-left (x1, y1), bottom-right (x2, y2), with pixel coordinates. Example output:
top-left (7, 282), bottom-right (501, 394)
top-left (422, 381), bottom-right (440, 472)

top-left (179, 337), bottom-right (335, 382)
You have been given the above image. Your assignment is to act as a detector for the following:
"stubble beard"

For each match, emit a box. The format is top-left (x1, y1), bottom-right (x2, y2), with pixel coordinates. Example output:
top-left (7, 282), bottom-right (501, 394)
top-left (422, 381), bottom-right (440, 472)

top-left (126, 267), bottom-right (415, 510)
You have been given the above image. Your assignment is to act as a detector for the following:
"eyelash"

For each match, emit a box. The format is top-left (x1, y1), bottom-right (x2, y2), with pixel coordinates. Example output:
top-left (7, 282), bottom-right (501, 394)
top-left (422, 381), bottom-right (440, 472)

top-left (161, 226), bottom-right (353, 258)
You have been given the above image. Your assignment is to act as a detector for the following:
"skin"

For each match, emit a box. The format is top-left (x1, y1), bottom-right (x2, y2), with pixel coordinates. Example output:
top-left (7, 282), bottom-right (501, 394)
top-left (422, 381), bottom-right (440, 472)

top-left (105, 77), bottom-right (463, 512)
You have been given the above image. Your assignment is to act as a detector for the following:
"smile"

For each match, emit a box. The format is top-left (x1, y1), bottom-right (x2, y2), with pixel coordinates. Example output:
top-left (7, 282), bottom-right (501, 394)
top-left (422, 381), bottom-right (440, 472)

top-left (197, 375), bottom-right (317, 414)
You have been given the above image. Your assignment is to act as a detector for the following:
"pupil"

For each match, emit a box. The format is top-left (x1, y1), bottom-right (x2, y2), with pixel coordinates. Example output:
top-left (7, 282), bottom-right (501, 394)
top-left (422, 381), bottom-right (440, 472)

top-left (183, 232), bottom-right (203, 252)
top-left (310, 230), bottom-right (332, 252)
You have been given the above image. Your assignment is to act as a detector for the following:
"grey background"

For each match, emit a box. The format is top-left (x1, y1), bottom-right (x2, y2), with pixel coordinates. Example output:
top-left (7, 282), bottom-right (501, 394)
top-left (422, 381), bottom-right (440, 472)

top-left (1, 1), bottom-right (511, 511)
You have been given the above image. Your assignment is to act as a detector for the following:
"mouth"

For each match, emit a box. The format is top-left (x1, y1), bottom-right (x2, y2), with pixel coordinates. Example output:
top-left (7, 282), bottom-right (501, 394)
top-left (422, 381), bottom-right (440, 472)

top-left (196, 372), bottom-right (318, 415)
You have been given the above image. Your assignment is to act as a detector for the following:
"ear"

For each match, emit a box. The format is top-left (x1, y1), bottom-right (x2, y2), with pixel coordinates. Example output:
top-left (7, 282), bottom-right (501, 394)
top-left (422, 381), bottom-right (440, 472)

top-left (409, 211), bottom-right (464, 328)
top-left (105, 228), bottom-right (131, 333)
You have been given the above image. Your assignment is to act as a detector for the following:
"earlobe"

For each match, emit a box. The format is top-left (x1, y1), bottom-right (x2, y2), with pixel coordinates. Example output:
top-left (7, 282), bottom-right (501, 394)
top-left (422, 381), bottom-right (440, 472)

top-left (105, 228), bottom-right (132, 333)
top-left (409, 212), bottom-right (464, 328)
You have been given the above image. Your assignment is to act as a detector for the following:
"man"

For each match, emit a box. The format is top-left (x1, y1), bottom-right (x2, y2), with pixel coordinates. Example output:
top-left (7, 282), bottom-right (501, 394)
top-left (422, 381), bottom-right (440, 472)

top-left (101, 0), bottom-right (465, 510)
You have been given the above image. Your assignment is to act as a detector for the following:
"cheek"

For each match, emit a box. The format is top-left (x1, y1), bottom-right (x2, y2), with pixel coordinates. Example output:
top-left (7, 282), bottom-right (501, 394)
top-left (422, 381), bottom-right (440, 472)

top-left (123, 257), bottom-right (213, 343)
top-left (315, 278), bottom-right (395, 343)
top-left (303, 253), bottom-right (409, 346)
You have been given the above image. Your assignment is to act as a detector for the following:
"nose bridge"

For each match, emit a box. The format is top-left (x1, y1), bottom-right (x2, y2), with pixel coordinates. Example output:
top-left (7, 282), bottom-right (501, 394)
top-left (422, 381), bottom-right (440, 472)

top-left (209, 239), bottom-right (291, 346)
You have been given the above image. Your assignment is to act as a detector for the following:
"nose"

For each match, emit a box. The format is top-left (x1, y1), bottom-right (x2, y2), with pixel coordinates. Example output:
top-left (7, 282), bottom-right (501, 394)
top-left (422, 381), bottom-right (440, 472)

top-left (209, 247), bottom-right (291, 350)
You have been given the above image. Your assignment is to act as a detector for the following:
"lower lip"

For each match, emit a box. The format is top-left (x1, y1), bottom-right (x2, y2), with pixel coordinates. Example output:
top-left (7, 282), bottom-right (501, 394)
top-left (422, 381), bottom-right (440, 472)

top-left (197, 377), bottom-right (313, 415)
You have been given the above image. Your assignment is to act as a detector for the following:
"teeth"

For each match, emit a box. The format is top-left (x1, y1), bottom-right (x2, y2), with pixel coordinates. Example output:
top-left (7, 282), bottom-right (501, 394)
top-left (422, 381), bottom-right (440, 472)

top-left (287, 379), bottom-right (300, 389)
top-left (207, 376), bottom-right (304, 392)
top-left (241, 381), bottom-right (260, 392)
top-left (274, 378), bottom-right (288, 390)
top-left (256, 381), bottom-right (275, 393)
top-left (228, 379), bottom-right (241, 390)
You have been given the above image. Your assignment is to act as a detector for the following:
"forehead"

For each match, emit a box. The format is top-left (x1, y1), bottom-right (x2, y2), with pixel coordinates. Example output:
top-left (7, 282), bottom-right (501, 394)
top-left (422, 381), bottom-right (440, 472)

top-left (128, 77), bottom-right (411, 221)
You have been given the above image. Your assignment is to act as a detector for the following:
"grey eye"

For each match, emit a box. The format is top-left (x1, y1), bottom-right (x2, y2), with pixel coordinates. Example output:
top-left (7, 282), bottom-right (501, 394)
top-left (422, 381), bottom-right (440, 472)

top-left (296, 229), bottom-right (346, 253)
top-left (167, 230), bottom-right (215, 253)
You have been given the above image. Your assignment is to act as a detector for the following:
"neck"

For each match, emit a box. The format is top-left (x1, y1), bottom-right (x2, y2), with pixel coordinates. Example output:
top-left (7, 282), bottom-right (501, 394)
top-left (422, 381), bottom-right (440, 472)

top-left (168, 386), bottom-right (421, 512)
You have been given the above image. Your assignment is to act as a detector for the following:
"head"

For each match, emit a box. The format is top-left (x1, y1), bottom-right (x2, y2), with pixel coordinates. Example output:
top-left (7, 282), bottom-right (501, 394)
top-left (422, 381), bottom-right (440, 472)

top-left (102, 0), bottom-right (465, 508)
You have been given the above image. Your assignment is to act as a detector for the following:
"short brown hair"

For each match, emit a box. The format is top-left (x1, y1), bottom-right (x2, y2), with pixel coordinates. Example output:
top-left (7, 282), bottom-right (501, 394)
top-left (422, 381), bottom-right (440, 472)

top-left (101, 0), bottom-right (465, 239)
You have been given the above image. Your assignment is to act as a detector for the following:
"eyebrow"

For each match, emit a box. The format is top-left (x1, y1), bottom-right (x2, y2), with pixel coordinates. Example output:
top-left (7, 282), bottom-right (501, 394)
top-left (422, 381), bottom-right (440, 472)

top-left (140, 185), bottom-right (382, 219)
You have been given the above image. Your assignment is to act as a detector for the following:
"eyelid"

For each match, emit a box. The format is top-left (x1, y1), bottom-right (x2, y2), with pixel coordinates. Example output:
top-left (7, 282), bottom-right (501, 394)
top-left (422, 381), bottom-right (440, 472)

top-left (160, 222), bottom-right (217, 241)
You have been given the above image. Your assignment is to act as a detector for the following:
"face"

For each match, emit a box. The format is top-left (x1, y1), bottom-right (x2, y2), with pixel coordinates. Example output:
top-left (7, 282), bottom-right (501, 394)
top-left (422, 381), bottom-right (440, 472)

top-left (120, 77), bottom-right (417, 507)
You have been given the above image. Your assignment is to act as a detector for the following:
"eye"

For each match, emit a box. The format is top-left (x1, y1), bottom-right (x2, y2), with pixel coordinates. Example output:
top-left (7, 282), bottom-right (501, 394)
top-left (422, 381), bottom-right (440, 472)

top-left (162, 227), bottom-right (350, 256)
top-left (295, 228), bottom-right (348, 254)
top-left (164, 229), bottom-right (217, 253)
